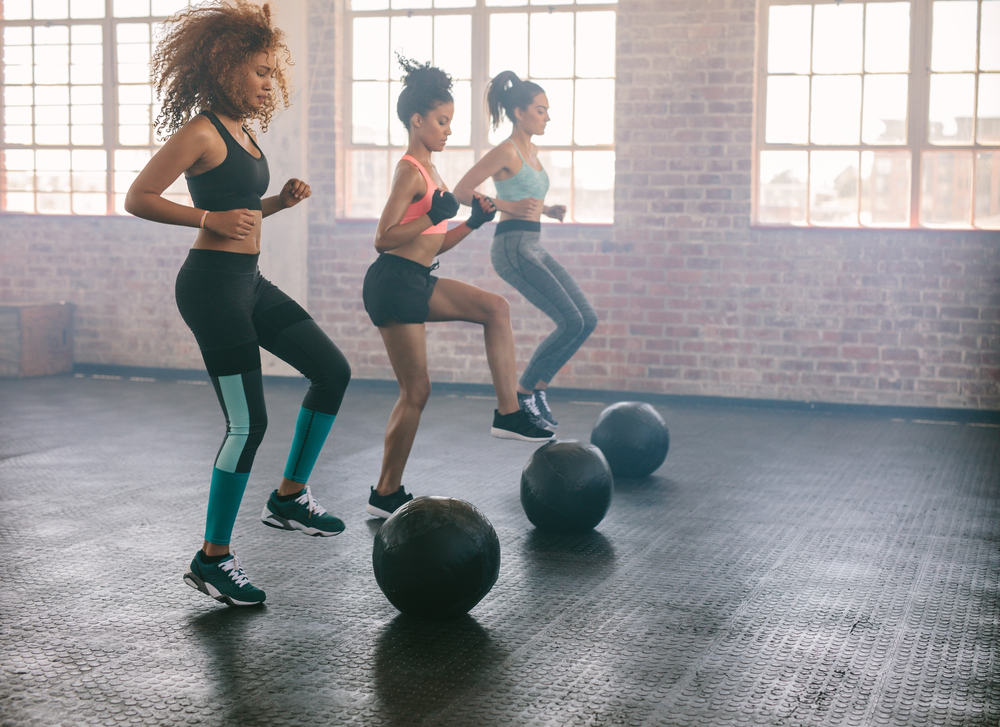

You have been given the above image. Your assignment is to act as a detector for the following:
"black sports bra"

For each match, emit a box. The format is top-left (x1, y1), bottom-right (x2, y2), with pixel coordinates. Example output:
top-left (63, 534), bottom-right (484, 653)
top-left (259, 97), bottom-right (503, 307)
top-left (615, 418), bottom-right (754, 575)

top-left (186, 110), bottom-right (269, 212)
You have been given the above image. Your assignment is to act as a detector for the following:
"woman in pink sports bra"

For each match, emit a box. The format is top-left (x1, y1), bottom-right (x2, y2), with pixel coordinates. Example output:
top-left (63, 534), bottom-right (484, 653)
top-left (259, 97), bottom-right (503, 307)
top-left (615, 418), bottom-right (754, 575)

top-left (361, 57), bottom-right (553, 520)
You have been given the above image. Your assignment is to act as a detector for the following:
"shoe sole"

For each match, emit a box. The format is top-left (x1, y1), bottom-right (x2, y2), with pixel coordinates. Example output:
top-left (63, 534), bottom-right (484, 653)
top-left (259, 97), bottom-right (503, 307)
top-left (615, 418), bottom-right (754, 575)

top-left (366, 503), bottom-right (394, 519)
top-left (183, 572), bottom-right (264, 607)
top-left (490, 427), bottom-right (554, 442)
top-left (261, 505), bottom-right (344, 536)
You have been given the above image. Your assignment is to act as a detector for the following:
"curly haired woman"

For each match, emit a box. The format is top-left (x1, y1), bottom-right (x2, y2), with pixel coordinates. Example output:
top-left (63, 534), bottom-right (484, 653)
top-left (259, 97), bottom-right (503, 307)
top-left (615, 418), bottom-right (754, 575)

top-left (125, 1), bottom-right (351, 607)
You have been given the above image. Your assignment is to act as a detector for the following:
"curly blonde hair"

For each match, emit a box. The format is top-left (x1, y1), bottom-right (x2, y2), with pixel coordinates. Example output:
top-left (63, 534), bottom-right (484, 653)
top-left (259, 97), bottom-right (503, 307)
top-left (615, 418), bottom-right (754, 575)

top-left (151, 0), bottom-right (291, 137)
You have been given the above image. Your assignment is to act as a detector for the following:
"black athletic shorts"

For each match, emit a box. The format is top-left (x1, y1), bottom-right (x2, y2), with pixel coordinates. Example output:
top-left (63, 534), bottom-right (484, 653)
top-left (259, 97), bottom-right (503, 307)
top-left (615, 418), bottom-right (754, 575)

top-left (362, 252), bottom-right (439, 327)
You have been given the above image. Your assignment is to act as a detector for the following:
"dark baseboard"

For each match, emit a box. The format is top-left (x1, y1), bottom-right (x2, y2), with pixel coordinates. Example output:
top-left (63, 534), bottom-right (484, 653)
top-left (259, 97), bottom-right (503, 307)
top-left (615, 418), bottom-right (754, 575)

top-left (70, 363), bottom-right (1000, 424)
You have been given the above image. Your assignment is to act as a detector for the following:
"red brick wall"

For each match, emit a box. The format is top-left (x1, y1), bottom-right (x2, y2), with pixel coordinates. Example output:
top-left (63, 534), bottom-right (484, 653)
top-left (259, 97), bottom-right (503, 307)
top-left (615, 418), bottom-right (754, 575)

top-left (1, 0), bottom-right (997, 409)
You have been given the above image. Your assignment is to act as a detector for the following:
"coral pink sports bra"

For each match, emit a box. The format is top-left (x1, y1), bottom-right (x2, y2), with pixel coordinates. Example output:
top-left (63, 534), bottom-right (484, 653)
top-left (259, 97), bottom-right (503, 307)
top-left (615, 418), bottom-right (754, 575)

top-left (398, 155), bottom-right (448, 235)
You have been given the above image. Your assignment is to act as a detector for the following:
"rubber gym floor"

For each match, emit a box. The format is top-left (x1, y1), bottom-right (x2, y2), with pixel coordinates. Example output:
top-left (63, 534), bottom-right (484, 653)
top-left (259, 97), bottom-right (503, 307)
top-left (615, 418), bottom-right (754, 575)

top-left (1, 371), bottom-right (997, 727)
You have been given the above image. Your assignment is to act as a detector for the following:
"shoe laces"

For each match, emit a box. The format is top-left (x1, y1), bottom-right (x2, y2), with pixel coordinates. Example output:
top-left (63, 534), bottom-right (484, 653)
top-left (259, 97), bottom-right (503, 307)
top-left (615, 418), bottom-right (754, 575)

top-left (535, 390), bottom-right (552, 416)
top-left (295, 486), bottom-right (328, 518)
top-left (219, 552), bottom-right (251, 588)
top-left (520, 393), bottom-right (543, 419)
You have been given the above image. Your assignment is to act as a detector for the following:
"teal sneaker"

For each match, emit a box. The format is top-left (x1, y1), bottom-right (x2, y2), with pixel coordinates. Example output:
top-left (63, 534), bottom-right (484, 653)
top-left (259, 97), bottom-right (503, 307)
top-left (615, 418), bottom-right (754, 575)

top-left (261, 485), bottom-right (345, 537)
top-left (183, 550), bottom-right (266, 607)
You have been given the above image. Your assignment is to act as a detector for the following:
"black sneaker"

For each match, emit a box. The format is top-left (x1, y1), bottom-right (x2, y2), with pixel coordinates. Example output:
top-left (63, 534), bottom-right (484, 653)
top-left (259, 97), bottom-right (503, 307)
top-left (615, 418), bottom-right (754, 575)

top-left (491, 408), bottom-right (555, 442)
top-left (517, 391), bottom-right (552, 430)
top-left (366, 486), bottom-right (414, 519)
top-left (532, 390), bottom-right (559, 429)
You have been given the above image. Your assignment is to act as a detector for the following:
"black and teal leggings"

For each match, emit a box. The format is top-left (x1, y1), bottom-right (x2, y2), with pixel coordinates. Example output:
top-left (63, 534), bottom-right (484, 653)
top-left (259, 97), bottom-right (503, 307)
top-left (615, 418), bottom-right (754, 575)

top-left (175, 249), bottom-right (351, 545)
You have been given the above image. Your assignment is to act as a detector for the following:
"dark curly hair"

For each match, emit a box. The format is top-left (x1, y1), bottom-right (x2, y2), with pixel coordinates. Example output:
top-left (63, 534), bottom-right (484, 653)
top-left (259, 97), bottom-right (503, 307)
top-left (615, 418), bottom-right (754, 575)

top-left (396, 55), bottom-right (453, 130)
top-left (485, 70), bottom-right (545, 130)
top-left (151, 0), bottom-right (291, 137)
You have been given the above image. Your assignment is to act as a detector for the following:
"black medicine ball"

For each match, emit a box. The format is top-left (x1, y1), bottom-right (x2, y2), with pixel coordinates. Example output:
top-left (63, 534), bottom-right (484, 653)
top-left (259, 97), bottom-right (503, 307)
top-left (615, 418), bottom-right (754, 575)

top-left (590, 401), bottom-right (670, 478)
top-left (520, 440), bottom-right (614, 533)
top-left (372, 496), bottom-right (500, 620)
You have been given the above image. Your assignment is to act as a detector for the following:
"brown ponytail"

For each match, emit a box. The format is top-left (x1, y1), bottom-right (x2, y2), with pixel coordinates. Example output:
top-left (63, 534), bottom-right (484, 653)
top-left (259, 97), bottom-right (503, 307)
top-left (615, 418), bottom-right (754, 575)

top-left (485, 71), bottom-right (545, 130)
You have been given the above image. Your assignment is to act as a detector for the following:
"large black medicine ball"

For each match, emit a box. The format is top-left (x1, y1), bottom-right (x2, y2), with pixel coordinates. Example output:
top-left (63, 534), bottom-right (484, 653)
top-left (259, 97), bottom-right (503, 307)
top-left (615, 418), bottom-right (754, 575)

top-left (590, 401), bottom-right (670, 478)
top-left (372, 496), bottom-right (500, 619)
top-left (520, 440), bottom-right (614, 533)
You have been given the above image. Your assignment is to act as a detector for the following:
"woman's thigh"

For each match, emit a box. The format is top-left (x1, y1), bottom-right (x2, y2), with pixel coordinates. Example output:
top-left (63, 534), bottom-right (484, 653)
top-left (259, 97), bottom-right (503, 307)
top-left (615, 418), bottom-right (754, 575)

top-left (425, 277), bottom-right (507, 325)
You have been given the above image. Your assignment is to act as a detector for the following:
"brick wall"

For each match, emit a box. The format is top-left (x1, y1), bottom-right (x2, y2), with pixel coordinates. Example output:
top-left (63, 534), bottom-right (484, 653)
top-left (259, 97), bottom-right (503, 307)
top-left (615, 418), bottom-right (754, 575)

top-left (1, 0), bottom-right (997, 409)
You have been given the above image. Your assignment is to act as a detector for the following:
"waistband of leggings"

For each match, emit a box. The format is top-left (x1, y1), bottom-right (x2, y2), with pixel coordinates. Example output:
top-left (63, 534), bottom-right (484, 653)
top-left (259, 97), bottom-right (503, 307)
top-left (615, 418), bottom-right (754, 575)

top-left (375, 252), bottom-right (439, 274)
top-left (181, 248), bottom-right (260, 273)
top-left (494, 219), bottom-right (541, 236)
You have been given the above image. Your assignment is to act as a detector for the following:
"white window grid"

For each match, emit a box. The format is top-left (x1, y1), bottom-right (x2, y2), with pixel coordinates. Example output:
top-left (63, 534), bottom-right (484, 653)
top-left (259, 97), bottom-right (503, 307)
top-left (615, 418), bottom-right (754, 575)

top-left (1, 0), bottom-right (191, 216)
top-left (344, 0), bottom-right (617, 223)
top-left (753, 0), bottom-right (1000, 229)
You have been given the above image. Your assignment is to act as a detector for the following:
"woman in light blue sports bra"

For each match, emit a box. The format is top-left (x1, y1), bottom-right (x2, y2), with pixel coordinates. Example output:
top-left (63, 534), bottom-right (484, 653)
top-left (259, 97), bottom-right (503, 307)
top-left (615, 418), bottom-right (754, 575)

top-left (456, 71), bottom-right (597, 431)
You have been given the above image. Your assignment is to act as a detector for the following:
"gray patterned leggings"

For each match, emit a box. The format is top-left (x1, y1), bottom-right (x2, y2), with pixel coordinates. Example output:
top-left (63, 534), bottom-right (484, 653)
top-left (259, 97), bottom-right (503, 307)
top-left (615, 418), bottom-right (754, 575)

top-left (491, 221), bottom-right (597, 390)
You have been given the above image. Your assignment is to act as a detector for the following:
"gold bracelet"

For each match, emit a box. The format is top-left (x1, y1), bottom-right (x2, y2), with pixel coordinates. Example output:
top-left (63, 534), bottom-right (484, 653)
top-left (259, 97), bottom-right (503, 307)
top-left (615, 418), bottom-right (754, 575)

top-left (199, 210), bottom-right (209, 229)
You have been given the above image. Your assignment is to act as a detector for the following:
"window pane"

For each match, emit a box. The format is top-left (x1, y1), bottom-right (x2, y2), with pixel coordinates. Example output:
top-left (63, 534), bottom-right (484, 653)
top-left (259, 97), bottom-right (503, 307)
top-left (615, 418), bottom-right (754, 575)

top-left (928, 73), bottom-right (975, 143)
top-left (434, 14), bottom-right (471, 79)
top-left (4, 0), bottom-right (33, 20)
top-left (982, 1), bottom-right (1000, 70)
top-left (352, 0), bottom-right (389, 8)
top-left (72, 148), bottom-right (106, 171)
top-left (37, 193), bottom-right (72, 213)
top-left (70, 0), bottom-right (105, 18)
top-left (490, 13), bottom-right (528, 78)
top-left (539, 149), bottom-right (572, 220)
top-left (576, 11), bottom-right (615, 78)
top-left (116, 23), bottom-right (149, 43)
top-left (351, 150), bottom-right (390, 218)
top-left (862, 74), bottom-right (907, 144)
top-left (977, 74), bottom-right (1000, 143)
top-left (813, 3), bottom-right (863, 74)
top-left (931, 0), bottom-right (977, 72)
top-left (975, 152), bottom-right (1000, 228)
top-left (392, 0), bottom-right (432, 8)
top-left (34, 0), bottom-right (69, 19)
top-left (117, 84), bottom-right (149, 104)
top-left (449, 80), bottom-right (472, 146)
top-left (530, 12), bottom-right (573, 78)
top-left (390, 15), bottom-right (432, 80)
top-left (151, 0), bottom-right (189, 14)
top-left (810, 151), bottom-right (859, 225)
top-left (389, 81), bottom-right (407, 146)
top-left (435, 0), bottom-right (475, 7)
top-left (353, 82), bottom-right (389, 144)
top-left (6, 193), bottom-right (36, 212)
top-left (573, 150), bottom-right (614, 223)
top-left (574, 79), bottom-right (613, 145)
top-left (72, 193), bottom-right (105, 214)
top-left (353, 17), bottom-right (389, 80)
top-left (811, 75), bottom-right (862, 145)
top-left (5, 171), bottom-right (35, 191)
top-left (4, 127), bottom-right (33, 144)
top-left (5, 107), bottom-right (33, 125)
top-left (538, 79), bottom-right (573, 145)
top-left (864, 2), bottom-right (909, 73)
top-left (487, 0), bottom-right (525, 6)
top-left (72, 125), bottom-right (102, 145)
top-left (860, 151), bottom-right (910, 226)
top-left (759, 151), bottom-right (808, 224)
top-left (921, 151), bottom-right (972, 225)
top-left (765, 76), bottom-right (809, 144)
top-left (113, 0), bottom-right (149, 16)
top-left (768, 4), bottom-right (811, 73)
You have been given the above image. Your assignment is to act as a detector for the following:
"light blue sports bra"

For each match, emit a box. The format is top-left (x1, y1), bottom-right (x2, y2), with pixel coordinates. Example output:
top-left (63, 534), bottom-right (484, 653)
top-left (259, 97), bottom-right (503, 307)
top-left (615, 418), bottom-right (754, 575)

top-left (493, 141), bottom-right (549, 202)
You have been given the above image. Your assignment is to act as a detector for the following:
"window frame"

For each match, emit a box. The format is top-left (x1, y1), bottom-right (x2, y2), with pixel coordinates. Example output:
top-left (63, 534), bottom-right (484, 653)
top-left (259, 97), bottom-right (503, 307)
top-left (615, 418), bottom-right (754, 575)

top-left (342, 0), bottom-right (617, 221)
top-left (753, 0), bottom-right (998, 229)
top-left (0, 1), bottom-right (188, 216)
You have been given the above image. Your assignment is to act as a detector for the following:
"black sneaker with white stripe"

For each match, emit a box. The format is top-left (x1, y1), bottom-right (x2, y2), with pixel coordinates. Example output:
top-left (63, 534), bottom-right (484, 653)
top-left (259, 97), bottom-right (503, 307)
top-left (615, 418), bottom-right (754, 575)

top-left (491, 408), bottom-right (555, 442)
top-left (532, 390), bottom-right (559, 429)
top-left (517, 391), bottom-right (553, 430)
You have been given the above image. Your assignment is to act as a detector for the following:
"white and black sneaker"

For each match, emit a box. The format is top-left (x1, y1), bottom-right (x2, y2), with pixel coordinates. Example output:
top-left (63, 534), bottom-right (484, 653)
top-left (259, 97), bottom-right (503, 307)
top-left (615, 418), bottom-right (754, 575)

top-left (491, 409), bottom-right (555, 442)
top-left (517, 391), bottom-right (550, 429)
top-left (532, 390), bottom-right (558, 429)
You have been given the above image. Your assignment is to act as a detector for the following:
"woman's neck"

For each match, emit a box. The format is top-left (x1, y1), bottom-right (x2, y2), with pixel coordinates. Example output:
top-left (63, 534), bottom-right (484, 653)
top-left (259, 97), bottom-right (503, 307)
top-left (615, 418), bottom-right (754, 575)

top-left (510, 126), bottom-right (533, 150)
top-left (405, 144), bottom-right (432, 165)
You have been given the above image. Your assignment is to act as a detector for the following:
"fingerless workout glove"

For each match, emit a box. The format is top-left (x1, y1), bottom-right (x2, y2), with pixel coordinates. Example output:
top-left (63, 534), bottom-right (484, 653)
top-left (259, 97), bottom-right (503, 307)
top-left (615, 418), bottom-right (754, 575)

top-left (427, 189), bottom-right (460, 226)
top-left (466, 196), bottom-right (497, 230)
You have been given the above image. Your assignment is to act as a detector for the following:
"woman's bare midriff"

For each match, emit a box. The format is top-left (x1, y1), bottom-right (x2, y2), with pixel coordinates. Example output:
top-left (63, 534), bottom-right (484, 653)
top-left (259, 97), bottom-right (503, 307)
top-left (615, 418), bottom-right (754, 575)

top-left (384, 232), bottom-right (447, 268)
top-left (191, 210), bottom-right (264, 254)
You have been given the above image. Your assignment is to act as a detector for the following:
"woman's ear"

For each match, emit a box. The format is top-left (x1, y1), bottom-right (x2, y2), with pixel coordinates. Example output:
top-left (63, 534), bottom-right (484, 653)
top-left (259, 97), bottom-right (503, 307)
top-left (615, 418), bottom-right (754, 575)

top-left (410, 112), bottom-right (423, 130)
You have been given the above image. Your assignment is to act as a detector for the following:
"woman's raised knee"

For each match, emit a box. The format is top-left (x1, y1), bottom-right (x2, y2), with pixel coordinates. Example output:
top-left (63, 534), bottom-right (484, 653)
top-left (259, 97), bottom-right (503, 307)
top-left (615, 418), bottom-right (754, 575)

top-left (401, 377), bottom-right (432, 409)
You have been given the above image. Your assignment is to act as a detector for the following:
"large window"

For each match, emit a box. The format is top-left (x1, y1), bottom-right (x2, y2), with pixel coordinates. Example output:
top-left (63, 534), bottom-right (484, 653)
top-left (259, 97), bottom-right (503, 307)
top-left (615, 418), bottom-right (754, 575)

top-left (347, 0), bottom-right (616, 222)
top-left (755, 0), bottom-right (1000, 229)
top-left (0, 0), bottom-right (191, 215)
